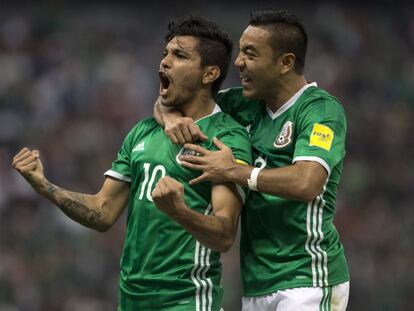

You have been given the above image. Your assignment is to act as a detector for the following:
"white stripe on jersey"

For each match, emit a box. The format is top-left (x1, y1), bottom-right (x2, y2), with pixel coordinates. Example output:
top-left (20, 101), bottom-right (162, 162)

top-left (191, 204), bottom-right (214, 311)
top-left (305, 201), bottom-right (317, 287)
top-left (191, 240), bottom-right (202, 311)
top-left (305, 184), bottom-right (329, 287)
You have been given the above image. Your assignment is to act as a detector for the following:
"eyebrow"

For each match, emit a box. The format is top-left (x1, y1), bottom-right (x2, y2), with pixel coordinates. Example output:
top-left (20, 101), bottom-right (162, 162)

top-left (164, 46), bottom-right (192, 56)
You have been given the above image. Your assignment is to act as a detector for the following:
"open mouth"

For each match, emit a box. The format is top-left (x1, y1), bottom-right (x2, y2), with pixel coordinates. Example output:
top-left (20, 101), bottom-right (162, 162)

top-left (159, 71), bottom-right (171, 96)
top-left (240, 73), bottom-right (252, 86)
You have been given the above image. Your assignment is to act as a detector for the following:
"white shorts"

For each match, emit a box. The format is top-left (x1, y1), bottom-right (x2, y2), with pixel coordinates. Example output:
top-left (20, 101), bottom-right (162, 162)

top-left (242, 281), bottom-right (349, 311)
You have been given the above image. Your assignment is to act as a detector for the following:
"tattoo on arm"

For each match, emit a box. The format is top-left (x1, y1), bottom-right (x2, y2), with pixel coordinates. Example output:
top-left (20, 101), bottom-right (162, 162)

top-left (45, 180), bottom-right (103, 228)
top-left (216, 216), bottom-right (229, 240)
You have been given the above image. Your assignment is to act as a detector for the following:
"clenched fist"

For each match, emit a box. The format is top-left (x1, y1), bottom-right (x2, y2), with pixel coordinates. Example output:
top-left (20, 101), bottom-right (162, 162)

top-left (152, 176), bottom-right (186, 217)
top-left (12, 147), bottom-right (46, 192)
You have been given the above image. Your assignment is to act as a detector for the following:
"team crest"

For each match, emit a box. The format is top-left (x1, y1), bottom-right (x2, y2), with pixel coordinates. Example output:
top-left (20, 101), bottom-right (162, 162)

top-left (176, 147), bottom-right (201, 164)
top-left (274, 121), bottom-right (293, 148)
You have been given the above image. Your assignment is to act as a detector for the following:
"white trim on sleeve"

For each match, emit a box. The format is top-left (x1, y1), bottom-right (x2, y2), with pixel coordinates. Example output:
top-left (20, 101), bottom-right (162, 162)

top-left (104, 170), bottom-right (131, 183)
top-left (292, 156), bottom-right (331, 176)
top-left (235, 184), bottom-right (247, 204)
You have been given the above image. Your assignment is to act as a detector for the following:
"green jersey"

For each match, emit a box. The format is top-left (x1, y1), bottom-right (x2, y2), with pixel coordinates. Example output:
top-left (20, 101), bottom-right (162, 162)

top-left (105, 105), bottom-right (252, 310)
top-left (217, 84), bottom-right (349, 296)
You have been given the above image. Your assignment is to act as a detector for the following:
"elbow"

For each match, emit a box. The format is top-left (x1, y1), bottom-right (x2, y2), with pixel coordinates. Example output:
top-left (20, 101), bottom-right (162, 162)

top-left (92, 200), bottom-right (116, 232)
top-left (220, 242), bottom-right (233, 253)
top-left (299, 191), bottom-right (319, 202)
top-left (296, 182), bottom-right (322, 202)
top-left (214, 236), bottom-right (234, 253)
top-left (90, 217), bottom-right (113, 232)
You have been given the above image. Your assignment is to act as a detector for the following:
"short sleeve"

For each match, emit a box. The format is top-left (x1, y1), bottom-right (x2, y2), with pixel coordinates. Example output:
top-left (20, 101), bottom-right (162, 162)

top-left (104, 129), bottom-right (134, 183)
top-left (215, 126), bottom-right (252, 203)
top-left (217, 127), bottom-right (252, 166)
top-left (216, 87), bottom-right (262, 126)
top-left (293, 99), bottom-right (347, 176)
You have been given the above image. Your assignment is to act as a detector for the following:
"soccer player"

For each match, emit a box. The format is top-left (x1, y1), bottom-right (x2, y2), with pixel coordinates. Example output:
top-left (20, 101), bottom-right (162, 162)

top-left (155, 9), bottom-right (350, 311)
top-left (12, 14), bottom-right (251, 311)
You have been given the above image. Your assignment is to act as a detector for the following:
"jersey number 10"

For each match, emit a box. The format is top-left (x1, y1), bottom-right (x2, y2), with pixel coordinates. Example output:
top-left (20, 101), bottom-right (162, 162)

top-left (138, 163), bottom-right (167, 202)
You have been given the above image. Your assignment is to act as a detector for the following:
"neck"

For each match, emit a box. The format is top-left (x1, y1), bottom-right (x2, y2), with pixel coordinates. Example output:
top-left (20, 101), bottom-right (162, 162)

top-left (180, 91), bottom-right (216, 121)
top-left (266, 75), bottom-right (307, 112)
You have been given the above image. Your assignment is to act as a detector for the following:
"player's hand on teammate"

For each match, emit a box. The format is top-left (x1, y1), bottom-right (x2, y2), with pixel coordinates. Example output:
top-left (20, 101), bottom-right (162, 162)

top-left (152, 176), bottom-right (186, 217)
top-left (12, 147), bottom-right (46, 191)
top-left (179, 137), bottom-right (236, 185)
top-left (164, 117), bottom-right (208, 145)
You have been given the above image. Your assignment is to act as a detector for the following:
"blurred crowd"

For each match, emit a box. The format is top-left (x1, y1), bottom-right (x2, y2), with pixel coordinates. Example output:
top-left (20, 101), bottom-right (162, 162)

top-left (0, 2), bottom-right (413, 311)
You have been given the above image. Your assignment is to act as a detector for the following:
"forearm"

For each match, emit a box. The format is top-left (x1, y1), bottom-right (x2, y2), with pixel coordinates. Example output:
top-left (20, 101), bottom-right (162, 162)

top-left (36, 178), bottom-right (109, 231)
top-left (228, 163), bottom-right (323, 201)
top-left (170, 203), bottom-right (235, 252)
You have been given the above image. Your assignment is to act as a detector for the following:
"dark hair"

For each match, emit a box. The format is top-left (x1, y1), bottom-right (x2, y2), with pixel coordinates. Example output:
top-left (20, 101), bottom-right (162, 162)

top-left (249, 9), bottom-right (307, 74)
top-left (166, 14), bottom-right (233, 96)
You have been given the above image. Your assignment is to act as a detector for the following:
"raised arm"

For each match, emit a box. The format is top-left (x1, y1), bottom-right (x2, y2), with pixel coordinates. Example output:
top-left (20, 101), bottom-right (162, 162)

top-left (151, 176), bottom-right (242, 252)
top-left (154, 97), bottom-right (208, 144)
top-left (12, 147), bottom-right (130, 232)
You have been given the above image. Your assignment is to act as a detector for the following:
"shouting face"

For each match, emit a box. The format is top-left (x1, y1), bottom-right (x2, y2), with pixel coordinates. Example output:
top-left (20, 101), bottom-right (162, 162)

top-left (159, 36), bottom-right (204, 107)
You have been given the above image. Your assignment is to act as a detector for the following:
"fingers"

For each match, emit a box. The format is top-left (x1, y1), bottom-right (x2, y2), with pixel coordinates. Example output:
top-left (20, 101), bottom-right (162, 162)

top-left (12, 148), bottom-right (32, 166)
top-left (166, 131), bottom-right (179, 144)
top-left (189, 174), bottom-right (208, 185)
top-left (179, 155), bottom-right (204, 165)
top-left (183, 143), bottom-right (208, 156)
top-left (213, 137), bottom-right (228, 150)
top-left (165, 118), bottom-right (208, 144)
top-left (181, 126), bottom-right (194, 144)
top-left (189, 124), bottom-right (208, 142)
top-left (179, 160), bottom-right (204, 171)
top-left (153, 176), bottom-right (181, 196)
top-left (16, 162), bottom-right (38, 173)
top-left (152, 179), bottom-right (164, 197)
top-left (12, 148), bottom-right (38, 169)
top-left (175, 131), bottom-right (187, 145)
top-left (16, 155), bottom-right (37, 167)
top-left (14, 147), bottom-right (31, 158)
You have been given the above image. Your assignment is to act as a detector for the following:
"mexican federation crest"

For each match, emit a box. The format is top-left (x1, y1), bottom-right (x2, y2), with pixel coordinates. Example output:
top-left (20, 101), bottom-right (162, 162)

top-left (176, 146), bottom-right (201, 164)
top-left (274, 121), bottom-right (293, 148)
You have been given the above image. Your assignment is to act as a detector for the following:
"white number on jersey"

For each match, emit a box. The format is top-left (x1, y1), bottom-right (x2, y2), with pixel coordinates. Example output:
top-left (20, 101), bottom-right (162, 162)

top-left (138, 163), bottom-right (166, 202)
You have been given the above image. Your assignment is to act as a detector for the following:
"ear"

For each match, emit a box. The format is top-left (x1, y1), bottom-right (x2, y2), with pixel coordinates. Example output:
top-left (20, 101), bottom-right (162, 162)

top-left (279, 53), bottom-right (296, 74)
top-left (202, 66), bottom-right (221, 85)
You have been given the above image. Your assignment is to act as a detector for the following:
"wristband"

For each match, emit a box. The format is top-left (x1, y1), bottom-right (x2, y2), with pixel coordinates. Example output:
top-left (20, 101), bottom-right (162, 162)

top-left (247, 167), bottom-right (261, 191)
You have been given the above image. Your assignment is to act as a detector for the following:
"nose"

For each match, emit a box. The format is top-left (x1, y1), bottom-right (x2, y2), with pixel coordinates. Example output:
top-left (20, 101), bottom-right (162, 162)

top-left (160, 54), bottom-right (171, 69)
top-left (234, 52), bottom-right (244, 69)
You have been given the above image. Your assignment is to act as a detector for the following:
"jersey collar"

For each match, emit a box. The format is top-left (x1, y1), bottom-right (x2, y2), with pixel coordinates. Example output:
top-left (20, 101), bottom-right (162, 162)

top-left (195, 103), bottom-right (221, 123)
top-left (266, 82), bottom-right (318, 120)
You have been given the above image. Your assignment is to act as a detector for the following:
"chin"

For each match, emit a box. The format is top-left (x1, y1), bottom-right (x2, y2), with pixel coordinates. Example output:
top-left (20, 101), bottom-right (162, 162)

top-left (160, 98), bottom-right (174, 107)
top-left (242, 88), bottom-right (257, 99)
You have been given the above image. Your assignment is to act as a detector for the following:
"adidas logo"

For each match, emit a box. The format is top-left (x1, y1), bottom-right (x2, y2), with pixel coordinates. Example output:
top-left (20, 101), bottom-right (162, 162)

top-left (132, 141), bottom-right (145, 152)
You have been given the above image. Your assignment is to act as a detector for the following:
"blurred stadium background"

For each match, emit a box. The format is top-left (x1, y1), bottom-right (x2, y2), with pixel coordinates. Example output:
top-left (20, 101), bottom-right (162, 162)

top-left (0, 1), bottom-right (413, 310)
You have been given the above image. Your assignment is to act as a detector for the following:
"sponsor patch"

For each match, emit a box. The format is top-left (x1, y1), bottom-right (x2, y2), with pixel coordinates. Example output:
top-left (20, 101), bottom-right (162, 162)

top-left (274, 121), bottom-right (293, 148)
top-left (309, 123), bottom-right (334, 151)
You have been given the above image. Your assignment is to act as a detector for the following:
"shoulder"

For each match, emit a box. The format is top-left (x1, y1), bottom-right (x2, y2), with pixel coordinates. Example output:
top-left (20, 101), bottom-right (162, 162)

top-left (300, 87), bottom-right (346, 118)
top-left (124, 117), bottom-right (159, 141)
top-left (209, 111), bottom-right (248, 133)
top-left (130, 117), bottom-right (158, 132)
